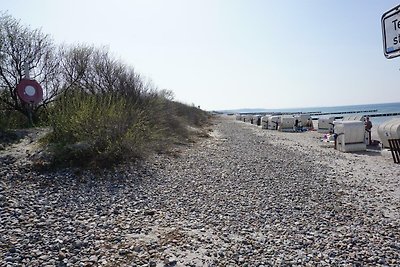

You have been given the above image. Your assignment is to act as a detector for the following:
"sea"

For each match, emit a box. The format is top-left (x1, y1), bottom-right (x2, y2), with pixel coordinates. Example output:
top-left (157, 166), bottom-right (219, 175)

top-left (234, 102), bottom-right (400, 127)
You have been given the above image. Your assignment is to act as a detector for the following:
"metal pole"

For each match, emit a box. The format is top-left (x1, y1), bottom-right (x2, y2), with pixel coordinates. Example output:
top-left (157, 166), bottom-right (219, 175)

top-left (28, 104), bottom-right (33, 126)
top-left (24, 61), bottom-right (30, 79)
top-left (24, 61), bottom-right (33, 126)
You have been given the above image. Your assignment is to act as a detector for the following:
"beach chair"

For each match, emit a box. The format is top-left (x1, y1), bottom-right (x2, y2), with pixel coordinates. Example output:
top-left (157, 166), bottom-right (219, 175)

top-left (333, 121), bottom-right (366, 152)
top-left (388, 139), bottom-right (400, 164)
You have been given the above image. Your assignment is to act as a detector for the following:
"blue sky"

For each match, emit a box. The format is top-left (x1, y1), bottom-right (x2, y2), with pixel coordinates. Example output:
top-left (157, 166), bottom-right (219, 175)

top-left (1, 0), bottom-right (400, 110)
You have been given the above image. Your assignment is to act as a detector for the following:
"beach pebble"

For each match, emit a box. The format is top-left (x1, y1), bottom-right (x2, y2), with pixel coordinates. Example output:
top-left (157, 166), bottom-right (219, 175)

top-left (0, 116), bottom-right (399, 266)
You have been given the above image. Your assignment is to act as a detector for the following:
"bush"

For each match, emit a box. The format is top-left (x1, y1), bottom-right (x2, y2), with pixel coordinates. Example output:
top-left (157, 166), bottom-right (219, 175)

top-left (0, 109), bottom-right (30, 130)
top-left (48, 91), bottom-right (146, 166)
top-left (46, 90), bottom-right (208, 168)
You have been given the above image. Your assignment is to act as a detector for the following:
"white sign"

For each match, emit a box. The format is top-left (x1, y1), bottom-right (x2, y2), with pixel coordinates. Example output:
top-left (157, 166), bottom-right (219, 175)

top-left (382, 5), bottom-right (400, 59)
top-left (24, 85), bottom-right (36, 96)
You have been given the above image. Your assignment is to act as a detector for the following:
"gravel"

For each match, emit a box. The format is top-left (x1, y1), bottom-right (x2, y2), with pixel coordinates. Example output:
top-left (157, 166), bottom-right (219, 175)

top-left (1, 116), bottom-right (399, 266)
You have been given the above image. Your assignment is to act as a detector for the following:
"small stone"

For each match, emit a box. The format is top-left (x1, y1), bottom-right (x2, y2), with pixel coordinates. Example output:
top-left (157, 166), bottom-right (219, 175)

top-left (119, 249), bottom-right (128, 255)
top-left (132, 246), bottom-right (142, 253)
top-left (70, 256), bottom-right (79, 263)
top-left (378, 258), bottom-right (387, 264)
top-left (58, 251), bottom-right (66, 260)
top-left (164, 256), bottom-right (177, 266)
top-left (5, 256), bottom-right (14, 262)
top-left (39, 255), bottom-right (49, 261)
top-left (89, 255), bottom-right (98, 262)
top-left (144, 210), bottom-right (156, 216)
top-left (73, 240), bottom-right (82, 249)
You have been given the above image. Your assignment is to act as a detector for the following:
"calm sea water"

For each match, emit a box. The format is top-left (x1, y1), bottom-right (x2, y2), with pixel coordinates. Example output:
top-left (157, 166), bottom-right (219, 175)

top-left (258, 102), bottom-right (400, 126)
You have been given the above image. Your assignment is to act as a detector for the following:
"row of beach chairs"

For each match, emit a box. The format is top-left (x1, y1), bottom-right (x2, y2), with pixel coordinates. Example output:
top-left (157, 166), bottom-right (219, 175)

top-left (235, 114), bottom-right (313, 132)
top-left (235, 114), bottom-right (400, 157)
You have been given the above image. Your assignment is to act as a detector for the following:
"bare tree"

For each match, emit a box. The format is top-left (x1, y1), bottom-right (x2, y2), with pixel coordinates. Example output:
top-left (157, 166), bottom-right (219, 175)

top-left (58, 44), bottom-right (94, 92)
top-left (61, 45), bottom-right (150, 103)
top-left (0, 13), bottom-right (62, 124)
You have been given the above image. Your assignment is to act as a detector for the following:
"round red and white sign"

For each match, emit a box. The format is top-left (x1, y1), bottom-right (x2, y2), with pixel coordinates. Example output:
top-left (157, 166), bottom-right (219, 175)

top-left (16, 79), bottom-right (43, 104)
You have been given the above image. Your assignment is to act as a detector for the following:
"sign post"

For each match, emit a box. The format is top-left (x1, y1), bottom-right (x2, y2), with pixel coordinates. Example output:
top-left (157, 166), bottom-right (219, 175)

top-left (24, 61), bottom-right (30, 79)
top-left (382, 5), bottom-right (400, 59)
top-left (16, 61), bottom-right (43, 126)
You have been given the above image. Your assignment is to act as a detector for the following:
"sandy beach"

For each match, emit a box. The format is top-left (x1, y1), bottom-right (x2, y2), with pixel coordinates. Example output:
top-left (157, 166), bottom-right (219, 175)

top-left (1, 115), bottom-right (400, 266)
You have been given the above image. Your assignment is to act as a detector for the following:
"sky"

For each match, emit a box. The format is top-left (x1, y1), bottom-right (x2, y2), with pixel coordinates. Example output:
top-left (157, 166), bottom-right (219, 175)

top-left (1, 0), bottom-right (400, 111)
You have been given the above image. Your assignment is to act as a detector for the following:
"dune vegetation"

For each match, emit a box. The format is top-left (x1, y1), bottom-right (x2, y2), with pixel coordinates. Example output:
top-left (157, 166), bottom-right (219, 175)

top-left (0, 13), bottom-right (209, 168)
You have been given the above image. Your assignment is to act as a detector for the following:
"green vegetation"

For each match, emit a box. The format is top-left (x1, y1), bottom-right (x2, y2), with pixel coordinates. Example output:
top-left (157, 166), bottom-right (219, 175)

top-left (46, 90), bottom-right (208, 168)
top-left (0, 13), bottom-right (209, 168)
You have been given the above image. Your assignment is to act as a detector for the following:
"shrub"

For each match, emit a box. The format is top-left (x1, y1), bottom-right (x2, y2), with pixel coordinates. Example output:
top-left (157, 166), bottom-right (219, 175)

top-left (48, 91), bottom-right (145, 166)
top-left (0, 108), bottom-right (30, 129)
top-left (45, 89), bottom-right (209, 168)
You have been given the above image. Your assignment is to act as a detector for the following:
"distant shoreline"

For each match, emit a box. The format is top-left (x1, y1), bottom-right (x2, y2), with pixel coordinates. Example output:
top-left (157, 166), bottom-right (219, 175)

top-left (219, 101), bottom-right (400, 115)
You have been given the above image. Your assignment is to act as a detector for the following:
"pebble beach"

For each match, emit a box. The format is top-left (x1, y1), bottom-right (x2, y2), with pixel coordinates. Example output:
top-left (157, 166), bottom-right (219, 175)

top-left (1, 115), bottom-right (400, 266)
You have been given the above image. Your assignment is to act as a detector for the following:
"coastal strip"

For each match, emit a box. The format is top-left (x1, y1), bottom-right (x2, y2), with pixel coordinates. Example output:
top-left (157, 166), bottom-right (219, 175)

top-left (1, 115), bottom-right (399, 266)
